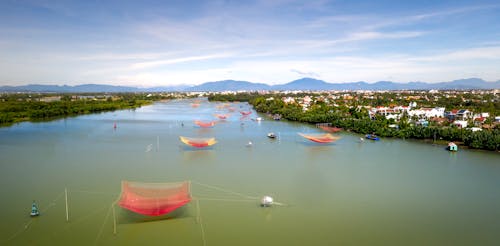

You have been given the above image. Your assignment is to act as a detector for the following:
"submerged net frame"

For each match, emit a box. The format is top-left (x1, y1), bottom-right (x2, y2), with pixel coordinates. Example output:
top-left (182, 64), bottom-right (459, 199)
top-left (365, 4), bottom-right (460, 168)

top-left (117, 181), bottom-right (192, 216)
top-left (112, 181), bottom-right (192, 234)
top-left (239, 111), bottom-right (252, 116)
top-left (179, 136), bottom-right (217, 148)
top-left (317, 124), bottom-right (343, 133)
top-left (298, 133), bottom-right (341, 143)
top-left (194, 120), bottom-right (216, 128)
top-left (214, 114), bottom-right (228, 120)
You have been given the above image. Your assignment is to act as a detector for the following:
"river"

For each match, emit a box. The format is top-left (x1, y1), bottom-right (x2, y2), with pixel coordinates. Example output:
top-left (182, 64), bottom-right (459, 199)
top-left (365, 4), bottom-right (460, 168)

top-left (1, 99), bottom-right (499, 245)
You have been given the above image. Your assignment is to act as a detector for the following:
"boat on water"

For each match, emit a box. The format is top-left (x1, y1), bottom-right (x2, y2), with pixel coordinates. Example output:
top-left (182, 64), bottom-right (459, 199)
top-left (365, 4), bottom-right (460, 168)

top-left (447, 142), bottom-right (458, 152)
top-left (365, 134), bottom-right (380, 141)
top-left (260, 196), bottom-right (274, 207)
top-left (267, 132), bottom-right (276, 139)
top-left (31, 201), bottom-right (40, 217)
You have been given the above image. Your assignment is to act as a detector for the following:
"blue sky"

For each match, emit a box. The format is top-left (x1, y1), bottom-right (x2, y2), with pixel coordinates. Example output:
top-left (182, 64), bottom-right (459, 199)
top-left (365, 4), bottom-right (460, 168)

top-left (0, 0), bottom-right (499, 86)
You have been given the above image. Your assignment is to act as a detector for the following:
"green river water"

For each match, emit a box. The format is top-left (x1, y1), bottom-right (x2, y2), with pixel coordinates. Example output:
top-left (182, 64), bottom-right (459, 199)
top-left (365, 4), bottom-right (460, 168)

top-left (1, 99), bottom-right (499, 245)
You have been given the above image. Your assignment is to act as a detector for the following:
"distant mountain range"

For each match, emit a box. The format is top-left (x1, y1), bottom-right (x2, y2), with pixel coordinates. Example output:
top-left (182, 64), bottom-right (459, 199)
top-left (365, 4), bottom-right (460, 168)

top-left (1, 78), bottom-right (499, 92)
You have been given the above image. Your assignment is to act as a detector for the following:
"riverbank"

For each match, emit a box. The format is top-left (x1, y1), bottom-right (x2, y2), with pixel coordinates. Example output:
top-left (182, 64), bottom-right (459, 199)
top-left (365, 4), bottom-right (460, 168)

top-left (207, 94), bottom-right (500, 152)
top-left (0, 94), bottom-right (158, 127)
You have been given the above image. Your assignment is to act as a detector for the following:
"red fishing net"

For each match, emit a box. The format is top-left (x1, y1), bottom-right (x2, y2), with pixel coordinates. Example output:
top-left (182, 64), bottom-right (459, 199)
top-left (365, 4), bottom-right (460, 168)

top-left (118, 181), bottom-right (191, 216)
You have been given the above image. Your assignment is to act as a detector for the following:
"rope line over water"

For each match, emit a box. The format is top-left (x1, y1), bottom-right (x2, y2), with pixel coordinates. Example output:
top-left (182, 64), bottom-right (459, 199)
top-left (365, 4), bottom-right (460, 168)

top-left (4, 191), bottom-right (65, 243)
top-left (196, 199), bottom-right (207, 246)
top-left (95, 204), bottom-right (114, 245)
top-left (192, 181), bottom-right (259, 200)
top-left (195, 197), bottom-right (256, 203)
top-left (71, 190), bottom-right (118, 196)
top-left (5, 182), bottom-right (287, 244)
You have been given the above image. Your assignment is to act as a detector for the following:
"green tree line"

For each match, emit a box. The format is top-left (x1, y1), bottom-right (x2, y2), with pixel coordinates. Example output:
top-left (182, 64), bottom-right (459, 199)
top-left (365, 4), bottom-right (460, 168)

top-left (209, 93), bottom-right (500, 151)
top-left (0, 94), bottom-right (159, 126)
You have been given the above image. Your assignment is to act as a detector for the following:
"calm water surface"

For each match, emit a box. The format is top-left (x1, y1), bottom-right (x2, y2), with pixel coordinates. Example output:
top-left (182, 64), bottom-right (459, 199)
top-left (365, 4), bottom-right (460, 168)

top-left (1, 99), bottom-right (499, 245)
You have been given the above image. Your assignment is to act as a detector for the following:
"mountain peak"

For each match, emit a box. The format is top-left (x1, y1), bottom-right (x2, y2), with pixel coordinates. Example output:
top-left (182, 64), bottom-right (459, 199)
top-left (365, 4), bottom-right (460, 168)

top-left (1, 78), bottom-right (499, 92)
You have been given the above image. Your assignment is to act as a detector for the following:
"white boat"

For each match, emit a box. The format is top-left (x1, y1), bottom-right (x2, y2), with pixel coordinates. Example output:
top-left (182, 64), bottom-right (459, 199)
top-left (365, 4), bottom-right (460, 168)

top-left (260, 196), bottom-right (273, 207)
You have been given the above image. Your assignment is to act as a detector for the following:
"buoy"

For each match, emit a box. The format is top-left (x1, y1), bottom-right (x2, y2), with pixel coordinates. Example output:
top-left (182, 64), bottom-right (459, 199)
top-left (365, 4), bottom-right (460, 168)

top-left (260, 196), bottom-right (273, 207)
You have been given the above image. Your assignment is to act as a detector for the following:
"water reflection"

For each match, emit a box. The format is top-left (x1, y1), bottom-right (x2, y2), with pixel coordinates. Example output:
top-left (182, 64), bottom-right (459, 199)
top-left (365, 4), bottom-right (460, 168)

top-left (118, 207), bottom-right (191, 224)
top-left (195, 128), bottom-right (213, 135)
top-left (181, 148), bottom-right (216, 162)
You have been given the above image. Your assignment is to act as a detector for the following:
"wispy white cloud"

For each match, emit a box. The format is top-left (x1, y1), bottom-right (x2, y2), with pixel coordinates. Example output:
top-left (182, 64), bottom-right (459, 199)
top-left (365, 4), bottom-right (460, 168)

top-left (290, 69), bottom-right (320, 78)
top-left (364, 4), bottom-right (500, 31)
top-left (130, 53), bottom-right (235, 69)
top-left (409, 46), bottom-right (500, 62)
top-left (76, 52), bottom-right (178, 61)
top-left (296, 31), bottom-right (425, 49)
top-left (409, 4), bottom-right (500, 21)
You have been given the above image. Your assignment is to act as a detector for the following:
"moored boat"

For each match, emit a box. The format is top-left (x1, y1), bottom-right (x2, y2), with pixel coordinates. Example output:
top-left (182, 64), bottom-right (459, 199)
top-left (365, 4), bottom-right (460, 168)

top-left (31, 201), bottom-right (40, 217)
top-left (365, 134), bottom-right (380, 141)
top-left (267, 132), bottom-right (276, 139)
top-left (447, 142), bottom-right (458, 152)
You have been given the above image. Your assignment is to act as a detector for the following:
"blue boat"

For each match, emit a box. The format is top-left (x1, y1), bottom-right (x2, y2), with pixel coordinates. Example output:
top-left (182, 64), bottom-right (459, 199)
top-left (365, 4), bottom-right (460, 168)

top-left (365, 134), bottom-right (380, 141)
top-left (446, 142), bottom-right (458, 152)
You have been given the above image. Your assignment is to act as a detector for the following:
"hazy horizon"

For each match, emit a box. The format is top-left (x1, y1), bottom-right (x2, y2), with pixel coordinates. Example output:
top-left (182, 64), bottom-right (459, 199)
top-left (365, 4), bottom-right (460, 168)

top-left (1, 77), bottom-right (499, 88)
top-left (1, 0), bottom-right (500, 86)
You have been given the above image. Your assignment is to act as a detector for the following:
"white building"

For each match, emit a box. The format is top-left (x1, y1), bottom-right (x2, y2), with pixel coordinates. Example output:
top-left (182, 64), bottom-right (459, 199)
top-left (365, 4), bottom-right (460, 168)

top-left (408, 107), bottom-right (445, 119)
top-left (453, 120), bottom-right (468, 128)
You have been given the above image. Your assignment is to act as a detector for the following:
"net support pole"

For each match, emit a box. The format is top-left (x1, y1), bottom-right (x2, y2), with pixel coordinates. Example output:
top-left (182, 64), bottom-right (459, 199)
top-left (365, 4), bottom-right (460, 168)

top-left (196, 199), bottom-right (206, 246)
top-left (65, 188), bottom-right (69, 222)
top-left (196, 198), bottom-right (200, 223)
top-left (188, 180), bottom-right (192, 199)
top-left (112, 203), bottom-right (117, 235)
top-left (157, 136), bottom-right (160, 152)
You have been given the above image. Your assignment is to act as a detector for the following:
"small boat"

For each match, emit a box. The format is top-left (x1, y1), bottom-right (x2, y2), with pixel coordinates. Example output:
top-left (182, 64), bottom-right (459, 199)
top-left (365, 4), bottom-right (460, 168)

top-left (267, 132), bottom-right (276, 139)
top-left (365, 134), bottom-right (380, 141)
top-left (447, 142), bottom-right (458, 152)
top-left (260, 196), bottom-right (274, 207)
top-left (31, 201), bottom-right (40, 217)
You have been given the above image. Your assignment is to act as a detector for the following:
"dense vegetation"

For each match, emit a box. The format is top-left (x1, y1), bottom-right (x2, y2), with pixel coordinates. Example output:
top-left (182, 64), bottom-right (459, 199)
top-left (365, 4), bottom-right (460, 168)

top-left (0, 93), bottom-right (171, 126)
top-left (208, 92), bottom-right (500, 151)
